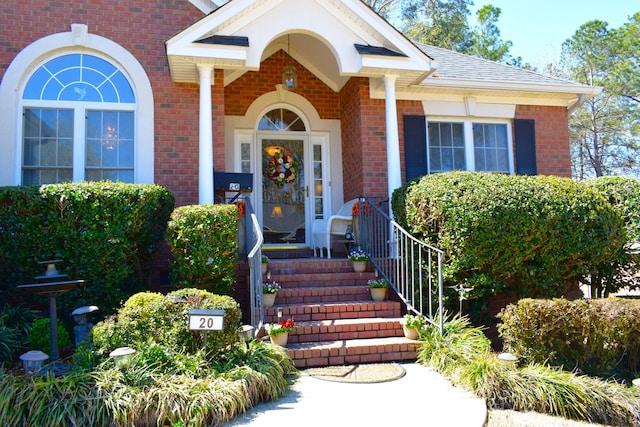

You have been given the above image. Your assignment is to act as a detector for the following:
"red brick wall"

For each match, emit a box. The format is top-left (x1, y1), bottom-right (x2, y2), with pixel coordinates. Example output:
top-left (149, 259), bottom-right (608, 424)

top-left (339, 78), bottom-right (389, 200)
top-left (225, 50), bottom-right (339, 119)
top-left (339, 78), bottom-right (365, 201)
top-left (515, 105), bottom-right (572, 177)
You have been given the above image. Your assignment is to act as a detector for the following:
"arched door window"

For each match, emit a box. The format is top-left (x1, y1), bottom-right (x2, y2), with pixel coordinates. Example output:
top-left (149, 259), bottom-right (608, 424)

top-left (258, 108), bottom-right (306, 131)
top-left (21, 54), bottom-right (135, 184)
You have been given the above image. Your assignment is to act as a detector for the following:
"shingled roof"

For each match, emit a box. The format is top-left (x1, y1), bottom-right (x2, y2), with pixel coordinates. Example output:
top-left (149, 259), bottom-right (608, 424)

top-left (417, 43), bottom-right (583, 87)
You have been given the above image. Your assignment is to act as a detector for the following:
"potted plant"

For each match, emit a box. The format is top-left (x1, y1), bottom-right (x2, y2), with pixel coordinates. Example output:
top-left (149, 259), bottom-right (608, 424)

top-left (261, 255), bottom-right (269, 275)
top-left (262, 280), bottom-right (281, 308)
top-left (267, 317), bottom-right (295, 346)
top-left (367, 278), bottom-right (388, 301)
top-left (349, 248), bottom-right (369, 272)
top-left (401, 313), bottom-right (426, 340)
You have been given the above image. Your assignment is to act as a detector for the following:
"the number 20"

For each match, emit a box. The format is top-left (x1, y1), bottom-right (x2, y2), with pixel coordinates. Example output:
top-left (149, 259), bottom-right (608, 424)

top-left (199, 317), bottom-right (216, 329)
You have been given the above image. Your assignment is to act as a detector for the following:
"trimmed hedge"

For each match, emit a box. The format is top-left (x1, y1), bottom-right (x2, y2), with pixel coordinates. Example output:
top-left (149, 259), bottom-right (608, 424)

top-left (392, 172), bottom-right (625, 301)
top-left (166, 204), bottom-right (238, 294)
top-left (92, 288), bottom-right (242, 357)
top-left (498, 298), bottom-right (640, 375)
top-left (585, 176), bottom-right (640, 297)
top-left (0, 182), bottom-right (174, 315)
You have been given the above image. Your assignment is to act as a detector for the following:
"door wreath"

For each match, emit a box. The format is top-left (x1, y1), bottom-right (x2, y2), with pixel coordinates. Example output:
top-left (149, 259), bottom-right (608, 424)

top-left (265, 148), bottom-right (299, 185)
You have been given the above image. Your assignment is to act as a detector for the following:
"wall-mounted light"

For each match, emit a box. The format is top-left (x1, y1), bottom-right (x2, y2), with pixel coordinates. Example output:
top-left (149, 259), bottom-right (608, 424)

top-left (271, 205), bottom-right (284, 218)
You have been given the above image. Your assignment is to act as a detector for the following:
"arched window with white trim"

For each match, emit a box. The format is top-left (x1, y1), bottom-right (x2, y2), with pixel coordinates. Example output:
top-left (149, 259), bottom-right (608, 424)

top-left (21, 53), bottom-right (136, 184)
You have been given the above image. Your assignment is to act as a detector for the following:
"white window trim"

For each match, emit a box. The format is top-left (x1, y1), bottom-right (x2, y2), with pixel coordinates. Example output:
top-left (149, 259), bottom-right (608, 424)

top-left (0, 25), bottom-right (154, 185)
top-left (426, 117), bottom-right (514, 175)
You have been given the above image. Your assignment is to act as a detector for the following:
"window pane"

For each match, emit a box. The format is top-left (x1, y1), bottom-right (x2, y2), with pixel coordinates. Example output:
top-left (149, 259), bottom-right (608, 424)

top-left (428, 122), bottom-right (465, 173)
top-left (85, 110), bottom-right (134, 181)
top-left (22, 108), bottom-right (73, 184)
top-left (58, 110), bottom-right (74, 138)
top-left (118, 170), bottom-right (134, 183)
top-left (119, 140), bottom-right (134, 167)
top-left (23, 139), bottom-right (40, 166)
top-left (473, 123), bottom-right (509, 173)
top-left (429, 147), bottom-right (441, 172)
top-left (475, 148), bottom-right (485, 170)
top-left (454, 147), bottom-right (466, 170)
top-left (41, 138), bottom-right (57, 166)
top-left (24, 109), bottom-right (41, 137)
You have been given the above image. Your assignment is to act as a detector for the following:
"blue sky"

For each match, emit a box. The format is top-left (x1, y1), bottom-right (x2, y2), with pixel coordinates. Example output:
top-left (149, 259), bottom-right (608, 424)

top-left (470, 1), bottom-right (639, 65)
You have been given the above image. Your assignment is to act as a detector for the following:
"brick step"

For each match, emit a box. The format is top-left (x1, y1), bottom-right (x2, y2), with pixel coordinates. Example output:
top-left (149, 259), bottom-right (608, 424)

top-left (264, 300), bottom-right (402, 323)
top-left (274, 285), bottom-right (371, 305)
top-left (287, 317), bottom-right (405, 343)
top-left (263, 259), bottom-right (375, 276)
top-left (263, 271), bottom-right (375, 287)
top-left (286, 336), bottom-right (418, 368)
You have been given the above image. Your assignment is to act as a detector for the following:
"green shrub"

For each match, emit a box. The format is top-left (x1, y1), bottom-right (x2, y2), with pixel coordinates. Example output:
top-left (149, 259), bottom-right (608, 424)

top-left (166, 204), bottom-right (239, 294)
top-left (498, 298), bottom-right (640, 375)
top-left (585, 176), bottom-right (640, 297)
top-left (393, 172), bottom-right (625, 304)
top-left (28, 318), bottom-right (71, 355)
top-left (92, 288), bottom-right (242, 358)
top-left (0, 182), bottom-right (175, 315)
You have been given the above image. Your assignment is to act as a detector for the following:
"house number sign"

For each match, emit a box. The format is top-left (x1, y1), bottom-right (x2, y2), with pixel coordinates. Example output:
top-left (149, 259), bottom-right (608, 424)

top-left (188, 309), bottom-right (225, 331)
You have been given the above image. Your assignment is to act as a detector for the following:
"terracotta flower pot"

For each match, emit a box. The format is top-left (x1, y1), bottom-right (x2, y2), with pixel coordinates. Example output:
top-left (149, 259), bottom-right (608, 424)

top-left (352, 261), bottom-right (367, 273)
top-left (402, 325), bottom-right (419, 340)
top-left (370, 287), bottom-right (386, 302)
top-left (270, 332), bottom-right (288, 346)
top-left (261, 263), bottom-right (268, 275)
top-left (263, 292), bottom-right (276, 308)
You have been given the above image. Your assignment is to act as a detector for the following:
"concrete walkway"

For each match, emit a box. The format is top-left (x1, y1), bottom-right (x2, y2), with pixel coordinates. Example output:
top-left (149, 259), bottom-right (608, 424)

top-left (225, 363), bottom-right (487, 427)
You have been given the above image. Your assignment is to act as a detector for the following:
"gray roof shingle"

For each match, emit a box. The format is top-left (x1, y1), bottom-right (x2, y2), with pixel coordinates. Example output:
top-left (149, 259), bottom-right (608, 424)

top-left (417, 43), bottom-right (583, 87)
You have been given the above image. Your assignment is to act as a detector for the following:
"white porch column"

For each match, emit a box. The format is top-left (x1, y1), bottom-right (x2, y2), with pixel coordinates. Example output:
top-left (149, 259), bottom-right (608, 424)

top-left (198, 64), bottom-right (214, 205)
top-left (384, 75), bottom-right (401, 204)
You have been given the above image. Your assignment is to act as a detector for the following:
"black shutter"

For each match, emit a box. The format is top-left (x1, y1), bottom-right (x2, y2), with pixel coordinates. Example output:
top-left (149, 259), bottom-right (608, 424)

top-left (514, 119), bottom-right (537, 175)
top-left (404, 115), bottom-right (427, 182)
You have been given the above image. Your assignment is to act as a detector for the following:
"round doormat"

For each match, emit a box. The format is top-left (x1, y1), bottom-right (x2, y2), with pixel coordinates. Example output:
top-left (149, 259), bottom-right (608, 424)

top-left (304, 363), bottom-right (406, 383)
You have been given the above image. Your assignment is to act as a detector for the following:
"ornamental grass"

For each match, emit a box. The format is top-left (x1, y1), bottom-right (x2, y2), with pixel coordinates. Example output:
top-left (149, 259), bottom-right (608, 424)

top-left (0, 341), bottom-right (295, 427)
top-left (418, 315), bottom-right (640, 427)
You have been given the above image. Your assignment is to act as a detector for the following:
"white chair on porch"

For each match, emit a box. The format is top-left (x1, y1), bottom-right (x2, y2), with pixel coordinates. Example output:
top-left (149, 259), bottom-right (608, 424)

top-left (314, 198), bottom-right (358, 259)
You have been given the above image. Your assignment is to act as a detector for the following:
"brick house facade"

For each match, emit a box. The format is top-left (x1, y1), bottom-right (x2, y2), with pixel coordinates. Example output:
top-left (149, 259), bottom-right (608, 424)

top-left (0, 0), bottom-right (600, 254)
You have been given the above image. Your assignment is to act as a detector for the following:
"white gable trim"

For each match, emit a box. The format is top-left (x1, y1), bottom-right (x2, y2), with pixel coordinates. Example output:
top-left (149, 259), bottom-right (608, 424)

top-left (166, 0), bottom-right (435, 86)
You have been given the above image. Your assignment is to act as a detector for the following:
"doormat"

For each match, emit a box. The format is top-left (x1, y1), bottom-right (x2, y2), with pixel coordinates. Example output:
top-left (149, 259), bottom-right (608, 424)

top-left (304, 363), bottom-right (406, 383)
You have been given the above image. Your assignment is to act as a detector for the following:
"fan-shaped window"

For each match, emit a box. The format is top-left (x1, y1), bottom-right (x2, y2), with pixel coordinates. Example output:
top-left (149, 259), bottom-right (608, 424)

top-left (21, 53), bottom-right (135, 184)
top-left (258, 108), bottom-right (306, 131)
top-left (23, 54), bottom-right (135, 103)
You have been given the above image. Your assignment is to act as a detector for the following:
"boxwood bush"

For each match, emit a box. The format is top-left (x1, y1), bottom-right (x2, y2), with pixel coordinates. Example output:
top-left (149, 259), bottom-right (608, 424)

top-left (0, 182), bottom-right (174, 316)
top-left (392, 172), bottom-right (625, 304)
top-left (166, 204), bottom-right (238, 294)
top-left (498, 298), bottom-right (640, 376)
top-left (92, 288), bottom-right (242, 357)
top-left (584, 176), bottom-right (640, 297)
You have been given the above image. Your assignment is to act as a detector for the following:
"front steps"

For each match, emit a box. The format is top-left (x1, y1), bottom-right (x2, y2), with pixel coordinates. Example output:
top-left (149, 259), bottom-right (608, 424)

top-left (263, 257), bottom-right (418, 368)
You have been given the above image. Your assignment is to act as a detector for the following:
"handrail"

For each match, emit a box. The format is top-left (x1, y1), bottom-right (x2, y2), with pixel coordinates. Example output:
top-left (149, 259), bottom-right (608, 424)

top-left (355, 197), bottom-right (444, 333)
top-left (244, 198), bottom-right (264, 335)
